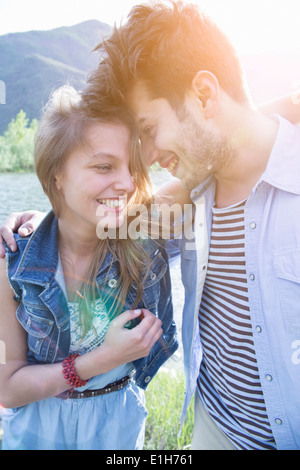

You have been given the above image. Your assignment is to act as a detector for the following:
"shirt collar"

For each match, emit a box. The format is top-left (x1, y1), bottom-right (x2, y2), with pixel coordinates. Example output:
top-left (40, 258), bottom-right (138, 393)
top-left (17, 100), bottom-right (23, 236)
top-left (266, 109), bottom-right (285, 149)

top-left (190, 176), bottom-right (215, 203)
top-left (260, 115), bottom-right (300, 195)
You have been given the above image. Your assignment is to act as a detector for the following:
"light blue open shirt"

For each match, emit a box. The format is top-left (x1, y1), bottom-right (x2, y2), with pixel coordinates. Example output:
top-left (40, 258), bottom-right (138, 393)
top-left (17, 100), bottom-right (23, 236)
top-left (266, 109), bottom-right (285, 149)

top-left (170, 116), bottom-right (300, 449)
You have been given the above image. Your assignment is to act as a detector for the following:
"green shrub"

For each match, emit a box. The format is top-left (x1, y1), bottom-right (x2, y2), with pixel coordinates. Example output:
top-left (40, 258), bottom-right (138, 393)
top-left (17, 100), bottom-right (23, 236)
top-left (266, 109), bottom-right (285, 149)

top-left (0, 110), bottom-right (37, 172)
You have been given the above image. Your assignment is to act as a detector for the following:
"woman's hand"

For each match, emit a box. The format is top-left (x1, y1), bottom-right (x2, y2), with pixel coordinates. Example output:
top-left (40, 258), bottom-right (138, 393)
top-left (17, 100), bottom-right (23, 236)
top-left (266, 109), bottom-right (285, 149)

top-left (98, 308), bottom-right (163, 370)
top-left (0, 210), bottom-right (46, 257)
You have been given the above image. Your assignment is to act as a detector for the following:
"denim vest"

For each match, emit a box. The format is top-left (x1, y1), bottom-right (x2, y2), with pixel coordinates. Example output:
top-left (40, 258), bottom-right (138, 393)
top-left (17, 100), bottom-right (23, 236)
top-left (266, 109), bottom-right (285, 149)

top-left (5, 211), bottom-right (178, 389)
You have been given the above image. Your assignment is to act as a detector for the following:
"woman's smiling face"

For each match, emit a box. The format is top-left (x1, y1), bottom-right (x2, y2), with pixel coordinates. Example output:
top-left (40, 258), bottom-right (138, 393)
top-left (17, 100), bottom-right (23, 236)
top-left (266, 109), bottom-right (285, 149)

top-left (55, 121), bottom-right (135, 234)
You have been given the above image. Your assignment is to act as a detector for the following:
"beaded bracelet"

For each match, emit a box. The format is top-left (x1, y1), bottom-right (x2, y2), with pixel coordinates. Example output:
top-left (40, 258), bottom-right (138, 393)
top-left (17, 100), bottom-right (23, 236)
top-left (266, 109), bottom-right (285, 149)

top-left (62, 353), bottom-right (89, 391)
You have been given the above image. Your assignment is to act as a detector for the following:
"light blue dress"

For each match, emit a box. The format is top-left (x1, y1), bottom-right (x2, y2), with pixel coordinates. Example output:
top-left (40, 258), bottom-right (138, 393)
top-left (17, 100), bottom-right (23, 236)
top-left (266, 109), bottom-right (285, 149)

top-left (2, 260), bottom-right (148, 450)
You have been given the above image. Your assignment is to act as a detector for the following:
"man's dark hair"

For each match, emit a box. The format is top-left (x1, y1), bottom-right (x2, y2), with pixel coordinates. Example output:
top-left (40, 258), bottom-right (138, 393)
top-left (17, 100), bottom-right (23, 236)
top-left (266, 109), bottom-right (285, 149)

top-left (83, 1), bottom-right (249, 112)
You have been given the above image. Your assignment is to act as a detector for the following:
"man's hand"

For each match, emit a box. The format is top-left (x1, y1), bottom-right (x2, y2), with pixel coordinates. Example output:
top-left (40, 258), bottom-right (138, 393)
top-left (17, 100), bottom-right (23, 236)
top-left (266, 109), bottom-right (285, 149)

top-left (0, 210), bottom-right (46, 257)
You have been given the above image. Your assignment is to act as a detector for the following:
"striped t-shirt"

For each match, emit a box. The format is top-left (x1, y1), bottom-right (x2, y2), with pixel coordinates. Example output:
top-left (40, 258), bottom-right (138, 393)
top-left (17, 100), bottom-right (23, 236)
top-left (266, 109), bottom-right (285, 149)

top-left (197, 200), bottom-right (276, 450)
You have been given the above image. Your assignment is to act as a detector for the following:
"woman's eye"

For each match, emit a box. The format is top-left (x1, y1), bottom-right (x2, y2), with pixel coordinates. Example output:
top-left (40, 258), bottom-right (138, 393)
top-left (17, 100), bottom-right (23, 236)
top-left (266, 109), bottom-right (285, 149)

top-left (95, 165), bottom-right (111, 172)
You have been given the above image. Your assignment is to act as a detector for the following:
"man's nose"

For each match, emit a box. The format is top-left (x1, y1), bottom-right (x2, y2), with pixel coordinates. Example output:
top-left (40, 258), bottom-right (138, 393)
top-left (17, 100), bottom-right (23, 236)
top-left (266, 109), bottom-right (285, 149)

top-left (142, 139), bottom-right (160, 167)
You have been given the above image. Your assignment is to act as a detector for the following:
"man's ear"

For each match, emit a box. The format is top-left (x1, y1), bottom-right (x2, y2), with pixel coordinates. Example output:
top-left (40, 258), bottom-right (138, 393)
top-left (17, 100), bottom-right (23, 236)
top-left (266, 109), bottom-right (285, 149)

top-left (192, 71), bottom-right (220, 118)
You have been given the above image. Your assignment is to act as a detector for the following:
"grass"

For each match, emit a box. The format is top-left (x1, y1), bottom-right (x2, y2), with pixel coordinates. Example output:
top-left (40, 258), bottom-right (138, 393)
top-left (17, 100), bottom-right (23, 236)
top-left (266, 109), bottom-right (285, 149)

top-left (144, 369), bottom-right (194, 450)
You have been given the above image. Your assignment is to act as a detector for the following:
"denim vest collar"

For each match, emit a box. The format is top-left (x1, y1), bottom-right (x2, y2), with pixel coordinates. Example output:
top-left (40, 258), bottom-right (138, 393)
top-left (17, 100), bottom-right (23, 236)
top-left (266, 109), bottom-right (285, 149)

top-left (11, 211), bottom-right (117, 329)
top-left (12, 211), bottom-right (116, 286)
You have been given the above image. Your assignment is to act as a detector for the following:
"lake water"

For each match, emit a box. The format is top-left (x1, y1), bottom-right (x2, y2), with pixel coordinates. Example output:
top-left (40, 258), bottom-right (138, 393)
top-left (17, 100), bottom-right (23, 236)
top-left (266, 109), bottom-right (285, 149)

top-left (0, 173), bottom-right (51, 224)
top-left (0, 170), bottom-right (185, 372)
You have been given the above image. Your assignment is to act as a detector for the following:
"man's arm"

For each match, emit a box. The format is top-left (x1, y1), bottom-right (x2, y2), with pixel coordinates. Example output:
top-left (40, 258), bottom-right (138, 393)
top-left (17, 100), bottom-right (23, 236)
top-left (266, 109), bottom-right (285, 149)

top-left (155, 178), bottom-right (191, 207)
top-left (259, 90), bottom-right (300, 124)
top-left (0, 180), bottom-right (190, 258)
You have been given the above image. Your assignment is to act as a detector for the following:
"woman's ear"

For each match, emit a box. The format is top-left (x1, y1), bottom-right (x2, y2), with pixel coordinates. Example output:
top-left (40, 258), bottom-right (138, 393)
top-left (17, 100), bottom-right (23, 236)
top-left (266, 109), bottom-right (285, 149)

top-left (55, 174), bottom-right (62, 191)
top-left (192, 70), bottom-right (220, 118)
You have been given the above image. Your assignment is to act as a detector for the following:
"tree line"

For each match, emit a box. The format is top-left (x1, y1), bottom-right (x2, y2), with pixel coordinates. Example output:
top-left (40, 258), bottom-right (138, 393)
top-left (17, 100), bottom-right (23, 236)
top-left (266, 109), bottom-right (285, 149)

top-left (0, 111), bottom-right (38, 172)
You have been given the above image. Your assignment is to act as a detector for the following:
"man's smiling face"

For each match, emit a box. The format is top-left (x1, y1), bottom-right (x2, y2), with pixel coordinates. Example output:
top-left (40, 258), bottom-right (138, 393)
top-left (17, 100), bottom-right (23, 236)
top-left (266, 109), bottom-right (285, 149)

top-left (127, 80), bottom-right (235, 190)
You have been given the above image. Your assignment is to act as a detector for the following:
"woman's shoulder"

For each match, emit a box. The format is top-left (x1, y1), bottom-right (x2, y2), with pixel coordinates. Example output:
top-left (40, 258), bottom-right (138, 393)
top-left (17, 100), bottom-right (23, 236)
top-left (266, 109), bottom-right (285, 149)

top-left (5, 210), bottom-right (56, 264)
top-left (1, 235), bottom-right (30, 303)
top-left (3, 233), bottom-right (32, 293)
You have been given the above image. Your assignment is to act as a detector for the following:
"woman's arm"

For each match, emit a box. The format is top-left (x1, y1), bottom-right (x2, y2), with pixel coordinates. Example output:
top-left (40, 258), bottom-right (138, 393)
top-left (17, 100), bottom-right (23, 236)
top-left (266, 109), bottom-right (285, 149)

top-left (0, 258), bottom-right (162, 409)
top-left (259, 90), bottom-right (300, 124)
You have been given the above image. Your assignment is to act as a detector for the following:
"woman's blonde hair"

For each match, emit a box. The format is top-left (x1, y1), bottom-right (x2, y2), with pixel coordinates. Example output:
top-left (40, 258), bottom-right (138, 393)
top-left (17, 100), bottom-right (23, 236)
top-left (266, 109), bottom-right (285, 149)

top-left (34, 85), bottom-right (154, 337)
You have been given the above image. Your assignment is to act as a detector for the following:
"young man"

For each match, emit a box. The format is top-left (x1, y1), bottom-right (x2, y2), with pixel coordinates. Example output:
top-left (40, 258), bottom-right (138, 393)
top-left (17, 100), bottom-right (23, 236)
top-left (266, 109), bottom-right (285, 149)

top-left (1, 1), bottom-right (300, 450)
top-left (81, 1), bottom-right (300, 450)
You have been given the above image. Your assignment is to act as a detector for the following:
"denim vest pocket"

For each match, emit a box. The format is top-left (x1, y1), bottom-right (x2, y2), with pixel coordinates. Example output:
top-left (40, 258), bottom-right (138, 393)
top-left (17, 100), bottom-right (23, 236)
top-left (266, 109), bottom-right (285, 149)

top-left (134, 323), bottom-right (178, 389)
top-left (16, 303), bottom-right (54, 356)
top-left (274, 248), bottom-right (300, 334)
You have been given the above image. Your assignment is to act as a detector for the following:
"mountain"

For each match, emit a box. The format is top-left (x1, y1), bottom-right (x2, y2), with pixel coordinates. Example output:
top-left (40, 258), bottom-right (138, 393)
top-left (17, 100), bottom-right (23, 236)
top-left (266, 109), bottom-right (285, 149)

top-left (0, 19), bottom-right (299, 134)
top-left (0, 20), bottom-right (112, 133)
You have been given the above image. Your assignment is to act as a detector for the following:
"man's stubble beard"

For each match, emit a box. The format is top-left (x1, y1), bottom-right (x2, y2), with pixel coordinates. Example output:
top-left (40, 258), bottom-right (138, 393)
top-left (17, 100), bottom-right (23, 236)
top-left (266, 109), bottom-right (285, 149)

top-left (176, 118), bottom-right (237, 191)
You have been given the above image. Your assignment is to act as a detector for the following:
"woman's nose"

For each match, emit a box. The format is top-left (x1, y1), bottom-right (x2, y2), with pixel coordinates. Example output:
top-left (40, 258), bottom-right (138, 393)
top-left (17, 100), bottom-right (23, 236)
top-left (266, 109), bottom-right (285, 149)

top-left (115, 166), bottom-right (135, 194)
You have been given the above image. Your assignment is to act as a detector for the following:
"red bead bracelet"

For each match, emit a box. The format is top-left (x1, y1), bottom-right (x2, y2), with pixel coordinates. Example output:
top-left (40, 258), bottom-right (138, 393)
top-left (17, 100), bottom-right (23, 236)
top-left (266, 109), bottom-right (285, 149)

top-left (62, 353), bottom-right (89, 391)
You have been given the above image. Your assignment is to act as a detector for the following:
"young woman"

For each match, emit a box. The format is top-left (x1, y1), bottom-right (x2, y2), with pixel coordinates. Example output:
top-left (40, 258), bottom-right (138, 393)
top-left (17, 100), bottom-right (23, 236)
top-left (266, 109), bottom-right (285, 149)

top-left (0, 85), bottom-right (178, 450)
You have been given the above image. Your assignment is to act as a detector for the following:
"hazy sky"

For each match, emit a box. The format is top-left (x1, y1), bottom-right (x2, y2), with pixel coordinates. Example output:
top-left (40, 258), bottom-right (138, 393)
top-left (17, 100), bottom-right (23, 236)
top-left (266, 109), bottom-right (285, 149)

top-left (0, 0), bottom-right (299, 54)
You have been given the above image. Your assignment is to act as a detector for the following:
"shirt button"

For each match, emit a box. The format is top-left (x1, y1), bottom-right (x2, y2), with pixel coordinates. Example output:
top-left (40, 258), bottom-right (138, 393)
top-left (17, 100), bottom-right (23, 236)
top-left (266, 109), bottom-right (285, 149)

top-left (250, 222), bottom-right (257, 229)
top-left (265, 374), bottom-right (273, 381)
top-left (108, 279), bottom-right (117, 288)
top-left (249, 274), bottom-right (255, 281)
top-left (255, 325), bottom-right (262, 333)
top-left (275, 418), bottom-right (283, 425)
top-left (144, 376), bottom-right (151, 383)
top-left (150, 272), bottom-right (156, 280)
